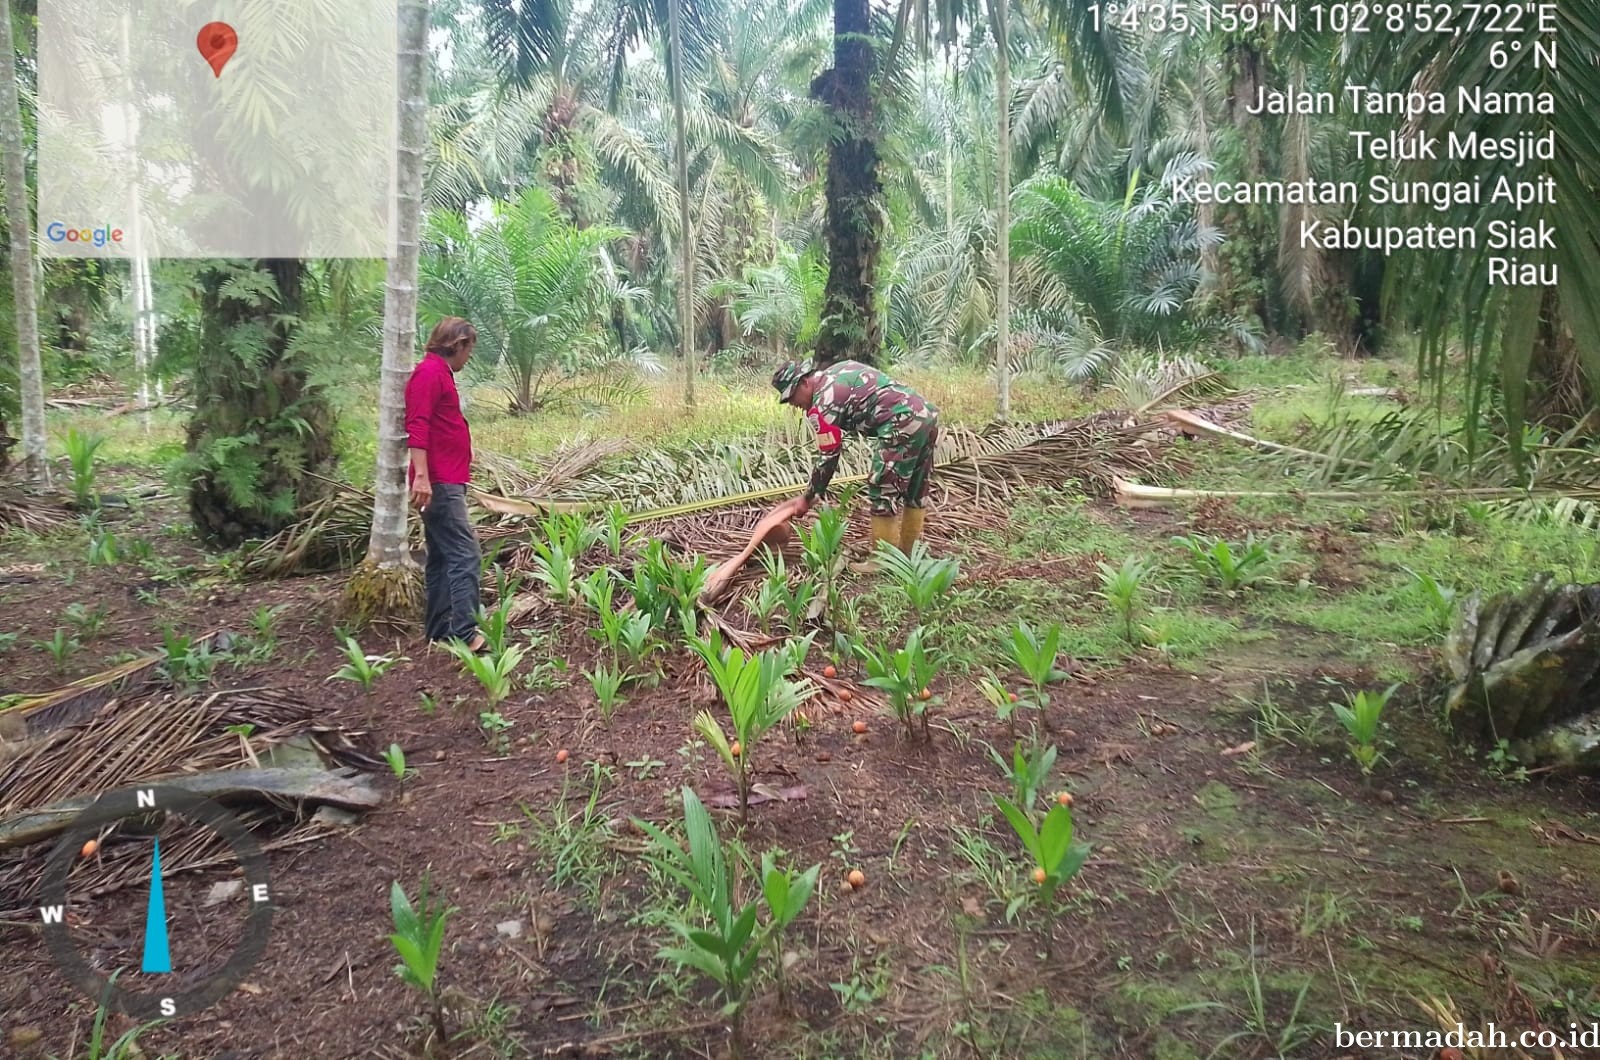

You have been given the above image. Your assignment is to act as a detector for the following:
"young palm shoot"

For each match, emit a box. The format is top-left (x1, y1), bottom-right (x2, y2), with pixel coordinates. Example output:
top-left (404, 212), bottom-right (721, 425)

top-left (1332, 684), bottom-right (1397, 776)
top-left (856, 626), bottom-right (941, 741)
top-left (690, 629), bottom-right (810, 820)
top-left (577, 567), bottom-right (616, 616)
top-left (995, 797), bottom-right (1090, 915)
top-left (331, 636), bottom-right (402, 728)
top-left (633, 788), bottom-right (819, 1056)
top-left (1173, 533), bottom-right (1274, 593)
top-left (602, 503), bottom-right (632, 556)
top-left (1097, 555), bottom-right (1152, 644)
top-left (586, 663), bottom-right (626, 720)
top-left (988, 740), bottom-right (1059, 813)
top-left (529, 537), bottom-right (576, 603)
top-left (797, 506), bottom-right (847, 628)
top-left (875, 541), bottom-right (959, 631)
top-left (1005, 621), bottom-right (1072, 730)
top-left (445, 641), bottom-right (525, 707)
top-left (63, 428), bottom-right (106, 510)
top-left (331, 636), bottom-right (401, 693)
top-left (388, 877), bottom-right (456, 1044)
top-left (750, 552), bottom-right (787, 635)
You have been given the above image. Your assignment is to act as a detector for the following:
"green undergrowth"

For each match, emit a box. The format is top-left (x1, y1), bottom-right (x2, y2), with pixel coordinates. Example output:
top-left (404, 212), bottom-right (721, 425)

top-left (1250, 508), bottom-right (1600, 651)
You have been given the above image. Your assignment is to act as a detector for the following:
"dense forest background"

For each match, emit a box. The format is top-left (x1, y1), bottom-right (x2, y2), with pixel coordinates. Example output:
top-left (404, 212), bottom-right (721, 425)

top-left (1, 0), bottom-right (1597, 537)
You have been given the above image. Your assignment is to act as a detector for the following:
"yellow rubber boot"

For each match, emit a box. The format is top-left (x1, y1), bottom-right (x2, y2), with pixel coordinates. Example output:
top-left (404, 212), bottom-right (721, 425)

top-left (850, 514), bottom-right (901, 573)
top-left (899, 507), bottom-right (926, 553)
top-left (871, 513), bottom-right (900, 549)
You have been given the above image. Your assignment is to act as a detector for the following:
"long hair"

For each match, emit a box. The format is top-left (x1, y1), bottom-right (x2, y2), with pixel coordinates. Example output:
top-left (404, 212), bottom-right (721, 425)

top-left (425, 317), bottom-right (477, 357)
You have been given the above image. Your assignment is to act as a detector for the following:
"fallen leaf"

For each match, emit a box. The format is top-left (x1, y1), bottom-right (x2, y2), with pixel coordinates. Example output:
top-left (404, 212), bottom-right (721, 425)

top-left (1221, 740), bottom-right (1257, 757)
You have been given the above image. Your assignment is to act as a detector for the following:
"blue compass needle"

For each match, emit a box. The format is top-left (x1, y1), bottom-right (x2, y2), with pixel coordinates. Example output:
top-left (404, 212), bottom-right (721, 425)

top-left (140, 837), bottom-right (172, 974)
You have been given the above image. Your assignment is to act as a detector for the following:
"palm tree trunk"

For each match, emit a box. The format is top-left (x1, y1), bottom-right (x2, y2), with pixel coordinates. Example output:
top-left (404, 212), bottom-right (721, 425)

top-left (189, 259), bottom-right (336, 546)
top-left (993, 0), bottom-right (1012, 422)
top-left (811, 0), bottom-right (882, 368)
top-left (668, 0), bottom-right (697, 408)
top-left (0, 0), bottom-right (47, 482)
top-left (367, 0), bottom-right (430, 571)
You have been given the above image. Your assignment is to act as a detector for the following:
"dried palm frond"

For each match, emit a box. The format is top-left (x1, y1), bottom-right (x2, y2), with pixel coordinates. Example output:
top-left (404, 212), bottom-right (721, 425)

top-left (235, 483), bottom-right (418, 581)
top-left (503, 412), bottom-right (1165, 516)
top-left (0, 487), bottom-right (74, 535)
top-left (1108, 354), bottom-right (1229, 411)
top-left (0, 687), bottom-right (365, 816)
top-left (474, 440), bottom-right (631, 499)
top-left (1294, 407), bottom-right (1600, 493)
top-left (0, 687), bottom-right (372, 919)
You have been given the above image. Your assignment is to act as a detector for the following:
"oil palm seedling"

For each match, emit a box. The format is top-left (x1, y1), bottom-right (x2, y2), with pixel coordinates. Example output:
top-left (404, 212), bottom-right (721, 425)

top-left (797, 505), bottom-right (848, 628)
top-left (1097, 555), bottom-right (1153, 644)
top-left (36, 627), bottom-right (81, 673)
top-left (994, 795), bottom-right (1090, 913)
top-left (988, 740), bottom-right (1059, 815)
top-left (330, 636), bottom-right (401, 694)
top-left (1005, 621), bottom-right (1072, 728)
top-left (633, 787), bottom-right (820, 1056)
top-left (388, 876), bottom-right (456, 1044)
top-left (63, 428), bottom-right (106, 510)
top-left (856, 626), bottom-right (942, 742)
top-left (689, 629), bottom-right (810, 821)
top-left (159, 628), bottom-right (215, 688)
top-left (1173, 533), bottom-right (1275, 593)
top-left (446, 641), bottom-right (526, 707)
top-left (1332, 684), bottom-right (1398, 776)
top-left (586, 662), bottom-right (627, 720)
top-left (875, 541), bottom-right (959, 631)
top-left (62, 602), bottom-right (109, 641)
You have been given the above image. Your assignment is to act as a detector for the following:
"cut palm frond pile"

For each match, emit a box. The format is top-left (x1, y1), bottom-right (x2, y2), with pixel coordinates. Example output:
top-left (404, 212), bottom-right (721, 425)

top-left (236, 484), bottom-right (387, 581)
top-left (0, 487), bottom-right (75, 536)
top-left (1288, 407), bottom-right (1600, 496)
top-left (238, 409), bottom-right (1185, 580)
top-left (0, 687), bottom-right (379, 921)
top-left (497, 411), bottom-right (1172, 516)
top-left (475, 439), bottom-right (631, 499)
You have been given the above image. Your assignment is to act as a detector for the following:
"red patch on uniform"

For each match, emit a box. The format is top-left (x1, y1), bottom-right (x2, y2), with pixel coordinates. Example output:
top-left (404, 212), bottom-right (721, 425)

top-left (808, 408), bottom-right (843, 453)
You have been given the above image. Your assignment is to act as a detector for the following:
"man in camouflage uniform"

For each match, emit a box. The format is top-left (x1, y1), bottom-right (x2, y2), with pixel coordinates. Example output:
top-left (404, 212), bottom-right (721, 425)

top-left (769, 359), bottom-right (940, 555)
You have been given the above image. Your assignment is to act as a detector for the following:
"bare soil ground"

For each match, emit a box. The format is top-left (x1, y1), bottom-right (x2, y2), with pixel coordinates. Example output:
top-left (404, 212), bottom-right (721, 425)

top-left (4, 465), bottom-right (1600, 1060)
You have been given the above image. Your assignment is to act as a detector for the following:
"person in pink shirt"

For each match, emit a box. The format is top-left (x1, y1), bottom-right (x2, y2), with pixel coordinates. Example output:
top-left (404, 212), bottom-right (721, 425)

top-left (406, 317), bottom-right (486, 652)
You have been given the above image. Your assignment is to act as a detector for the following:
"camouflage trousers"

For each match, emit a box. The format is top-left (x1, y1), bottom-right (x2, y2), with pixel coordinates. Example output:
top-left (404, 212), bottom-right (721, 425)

top-left (868, 409), bottom-right (939, 516)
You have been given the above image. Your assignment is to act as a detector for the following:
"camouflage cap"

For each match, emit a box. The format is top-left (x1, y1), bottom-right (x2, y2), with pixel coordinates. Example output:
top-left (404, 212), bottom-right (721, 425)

top-left (771, 360), bottom-right (815, 402)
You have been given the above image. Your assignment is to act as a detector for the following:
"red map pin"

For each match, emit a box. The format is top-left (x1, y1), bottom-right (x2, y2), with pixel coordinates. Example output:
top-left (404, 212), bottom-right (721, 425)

top-left (197, 22), bottom-right (238, 78)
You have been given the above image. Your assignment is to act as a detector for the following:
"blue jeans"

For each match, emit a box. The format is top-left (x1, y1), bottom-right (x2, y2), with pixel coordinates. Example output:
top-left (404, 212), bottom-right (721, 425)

top-left (421, 483), bottom-right (481, 642)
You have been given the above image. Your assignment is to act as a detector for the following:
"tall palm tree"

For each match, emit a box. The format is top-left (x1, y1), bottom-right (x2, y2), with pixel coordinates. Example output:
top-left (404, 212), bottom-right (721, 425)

top-left (0, 0), bottom-right (46, 481)
top-left (483, 0), bottom-right (721, 406)
top-left (349, 0), bottom-right (431, 620)
top-left (810, 0), bottom-right (882, 368)
top-left (992, 0), bottom-right (1012, 419)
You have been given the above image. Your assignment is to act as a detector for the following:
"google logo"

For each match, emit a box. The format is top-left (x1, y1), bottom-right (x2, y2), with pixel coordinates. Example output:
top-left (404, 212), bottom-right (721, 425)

top-left (45, 222), bottom-right (124, 248)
